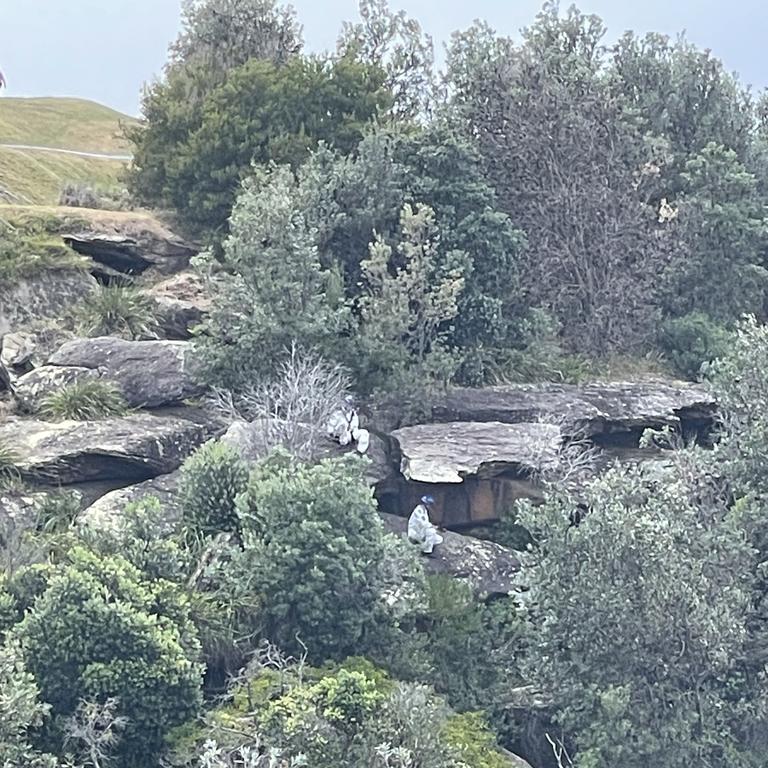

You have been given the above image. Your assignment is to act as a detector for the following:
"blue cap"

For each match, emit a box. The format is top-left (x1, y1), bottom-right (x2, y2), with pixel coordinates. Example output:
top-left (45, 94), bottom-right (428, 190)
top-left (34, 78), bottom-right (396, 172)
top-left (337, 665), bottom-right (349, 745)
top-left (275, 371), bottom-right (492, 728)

top-left (421, 495), bottom-right (435, 505)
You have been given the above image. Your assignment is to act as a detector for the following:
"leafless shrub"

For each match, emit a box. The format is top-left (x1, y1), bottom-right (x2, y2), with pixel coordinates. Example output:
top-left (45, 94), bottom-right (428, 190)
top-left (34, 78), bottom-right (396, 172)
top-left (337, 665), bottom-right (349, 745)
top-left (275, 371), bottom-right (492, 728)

top-left (529, 416), bottom-right (603, 494)
top-left (64, 698), bottom-right (128, 768)
top-left (210, 344), bottom-right (352, 460)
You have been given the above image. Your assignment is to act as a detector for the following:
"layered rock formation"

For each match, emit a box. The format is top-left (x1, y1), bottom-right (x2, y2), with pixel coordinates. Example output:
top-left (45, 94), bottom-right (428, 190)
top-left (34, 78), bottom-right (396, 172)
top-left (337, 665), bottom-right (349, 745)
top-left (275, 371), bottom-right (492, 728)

top-left (0, 412), bottom-right (209, 485)
top-left (14, 337), bottom-right (203, 411)
top-left (377, 379), bottom-right (717, 526)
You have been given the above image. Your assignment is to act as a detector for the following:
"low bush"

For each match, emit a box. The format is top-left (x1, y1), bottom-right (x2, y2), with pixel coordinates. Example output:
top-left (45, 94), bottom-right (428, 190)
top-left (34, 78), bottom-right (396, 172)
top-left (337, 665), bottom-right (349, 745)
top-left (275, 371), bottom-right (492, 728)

top-left (39, 380), bottom-right (129, 421)
top-left (179, 440), bottom-right (249, 538)
top-left (660, 312), bottom-right (730, 380)
top-left (74, 283), bottom-right (158, 340)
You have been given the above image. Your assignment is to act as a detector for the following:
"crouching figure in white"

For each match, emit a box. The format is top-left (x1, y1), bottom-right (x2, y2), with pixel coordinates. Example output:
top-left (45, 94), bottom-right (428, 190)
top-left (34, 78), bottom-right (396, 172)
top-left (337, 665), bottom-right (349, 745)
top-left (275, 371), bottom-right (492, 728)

top-left (408, 495), bottom-right (443, 555)
top-left (326, 397), bottom-right (370, 454)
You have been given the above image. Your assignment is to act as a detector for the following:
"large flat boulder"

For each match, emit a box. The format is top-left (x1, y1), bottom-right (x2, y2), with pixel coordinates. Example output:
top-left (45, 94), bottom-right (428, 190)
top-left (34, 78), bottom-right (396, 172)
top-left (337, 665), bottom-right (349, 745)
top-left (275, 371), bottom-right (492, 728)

top-left (381, 513), bottom-right (522, 597)
top-left (14, 337), bottom-right (204, 411)
top-left (0, 413), bottom-right (208, 484)
top-left (391, 421), bottom-right (561, 484)
top-left (431, 380), bottom-right (716, 438)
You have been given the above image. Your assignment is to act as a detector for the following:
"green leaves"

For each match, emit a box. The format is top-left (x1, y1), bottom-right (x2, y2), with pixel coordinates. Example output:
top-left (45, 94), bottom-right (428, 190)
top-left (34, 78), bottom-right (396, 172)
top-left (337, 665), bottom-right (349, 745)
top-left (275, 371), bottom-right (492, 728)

top-left (13, 547), bottom-right (203, 765)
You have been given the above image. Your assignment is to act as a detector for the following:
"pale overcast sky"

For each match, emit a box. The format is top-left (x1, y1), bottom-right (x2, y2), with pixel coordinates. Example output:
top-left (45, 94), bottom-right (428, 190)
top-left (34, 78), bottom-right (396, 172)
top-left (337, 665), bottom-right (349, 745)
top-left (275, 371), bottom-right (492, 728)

top-left (1, 0), bottom-right (766, 116)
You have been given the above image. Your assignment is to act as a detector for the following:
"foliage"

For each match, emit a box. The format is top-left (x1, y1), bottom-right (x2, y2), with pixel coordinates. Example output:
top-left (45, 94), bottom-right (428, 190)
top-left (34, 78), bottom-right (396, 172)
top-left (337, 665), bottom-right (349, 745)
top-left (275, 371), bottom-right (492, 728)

top-left (83, 496), bottom-right (190, 582)
top-left (416, 576), bottom-right (522, 717)
top-left (443, 712), bottom-right (510, 768)
top-left (39, 379), bottom-right (129, 421)
top-left (0, 643), bottom-right (57, 768)
top-left (357, 203), bottom-right (465, 391)
top-left (168, 653), bottom-right (512, 768)
top-left (337, 0), bottom-right (436, 119)
top-left (659, 311), bottom-right (730, 379)
top-left (0, 440), bottom-right (20, 490)
top-left (235, 453), bottom-right (389, 660)
top-left (129, 53), bottom-right (390, 232)
top-left (662, 143), bottom-right (768, 322)
top-left (194, 164), bottom-right (350, 389)
top-left (13, 547), bottom-right (204, 765)
top-left (517, 460), bottom-right (767, 767)
top-left (171, 0), bottom-right (302, 75)
top-left (610, 31), bottom-right (754, 184)
top-left (179, 440), bottom-right (250, 538)
top-left (446, 4), bottom-right (670, 355)
top-left (74, 283), bottom-right (158, 340)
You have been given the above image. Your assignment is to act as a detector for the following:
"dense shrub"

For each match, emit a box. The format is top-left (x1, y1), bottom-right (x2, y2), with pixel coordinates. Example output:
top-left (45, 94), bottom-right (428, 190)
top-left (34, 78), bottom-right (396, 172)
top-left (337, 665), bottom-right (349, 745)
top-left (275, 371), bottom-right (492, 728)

top-left (14, 547), bottom-right (203, 765)
top-left (235, 453), bottom-right (389, 660)
top-left (659, 311), bottom-right (730, 379)
top-left (179, 440), bottom-right (249, 537)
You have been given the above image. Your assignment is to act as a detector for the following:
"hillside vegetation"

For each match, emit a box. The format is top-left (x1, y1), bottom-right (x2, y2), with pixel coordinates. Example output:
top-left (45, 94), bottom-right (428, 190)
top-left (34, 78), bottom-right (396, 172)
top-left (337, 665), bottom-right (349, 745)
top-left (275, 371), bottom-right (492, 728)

top-left (6, 2), bottom-right (768, 768)
top-left (0, 97), bottom-right (135, 204)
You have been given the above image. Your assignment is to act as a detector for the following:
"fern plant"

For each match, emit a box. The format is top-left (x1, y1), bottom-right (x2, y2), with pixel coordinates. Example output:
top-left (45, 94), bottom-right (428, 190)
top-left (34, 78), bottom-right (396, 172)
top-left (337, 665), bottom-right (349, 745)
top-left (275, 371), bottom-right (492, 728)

top-left (75, 283), bottom-right (158, 340)
top-left (39, 380), bottom-right (129, 421)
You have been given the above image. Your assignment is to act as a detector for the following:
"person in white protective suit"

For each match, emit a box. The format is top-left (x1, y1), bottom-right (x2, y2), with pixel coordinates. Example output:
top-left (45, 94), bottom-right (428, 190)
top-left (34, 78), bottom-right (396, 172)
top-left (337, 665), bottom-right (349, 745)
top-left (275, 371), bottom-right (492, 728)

top-left (326, 398), bottom-right (369, 454)
top-left (408, 495), bottom-right (443, 555)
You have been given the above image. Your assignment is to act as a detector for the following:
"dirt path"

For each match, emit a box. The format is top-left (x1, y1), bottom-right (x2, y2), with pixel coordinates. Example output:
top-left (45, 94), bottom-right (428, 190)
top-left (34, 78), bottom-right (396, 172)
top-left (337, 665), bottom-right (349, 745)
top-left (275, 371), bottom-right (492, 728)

top-left (0, 143), bottom-right (132, 161)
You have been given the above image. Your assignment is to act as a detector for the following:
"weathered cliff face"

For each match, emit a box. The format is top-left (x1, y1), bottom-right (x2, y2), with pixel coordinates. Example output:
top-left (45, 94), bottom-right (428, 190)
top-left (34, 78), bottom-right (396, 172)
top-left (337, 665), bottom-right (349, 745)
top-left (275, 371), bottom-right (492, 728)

top-left (0, 268), bottom-right (96, 336)
top-left (61, 211), bottom-right (198, 279)
top-left (378, 379), bottom-right (717, 527)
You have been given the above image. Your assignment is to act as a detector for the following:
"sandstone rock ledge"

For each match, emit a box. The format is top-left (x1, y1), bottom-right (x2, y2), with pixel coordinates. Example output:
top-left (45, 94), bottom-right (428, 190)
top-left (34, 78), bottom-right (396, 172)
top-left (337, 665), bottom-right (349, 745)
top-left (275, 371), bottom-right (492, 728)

top-left (0, 413), bottom-right (209, 484)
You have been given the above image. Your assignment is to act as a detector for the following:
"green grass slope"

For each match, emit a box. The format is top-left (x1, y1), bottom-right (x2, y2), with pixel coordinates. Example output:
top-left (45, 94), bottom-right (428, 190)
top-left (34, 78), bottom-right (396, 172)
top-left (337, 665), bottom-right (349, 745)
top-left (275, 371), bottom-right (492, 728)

top-left (0, 97), bottom-right (137, 205)
top-left (0, 97), bottom-right (134, 153)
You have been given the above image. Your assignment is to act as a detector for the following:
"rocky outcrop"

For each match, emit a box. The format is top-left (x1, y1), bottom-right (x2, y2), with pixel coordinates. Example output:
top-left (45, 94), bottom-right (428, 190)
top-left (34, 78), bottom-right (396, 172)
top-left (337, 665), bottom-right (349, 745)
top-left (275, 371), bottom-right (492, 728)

top-left (62, 213), bottom-right (197, 277)
top-left (377, 379), bottom-right (716, 527)
top-left (0, 413), bottom-right (209, 484)
top-left (431, 380), bottom-right (716, 439)
top-left (381, 513), bottom-right (522, 596)
top-left (79, 470), bottom-right (182, 531)
top-left (146, 272), bottom-right (209, 339)
top-left (0, 268), bottom-right (96, 336)
top-left (14, 337), bottom-right (204, 411)
top-left (12, 365), bottom-right (100, 411)
top-left (392, 421), bottom-right (561, 484)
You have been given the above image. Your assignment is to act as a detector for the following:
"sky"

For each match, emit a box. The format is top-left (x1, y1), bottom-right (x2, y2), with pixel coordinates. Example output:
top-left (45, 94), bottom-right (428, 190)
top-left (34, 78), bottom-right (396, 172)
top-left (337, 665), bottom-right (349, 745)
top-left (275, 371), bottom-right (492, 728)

top-left (1, 0), bottom-right (767, 116)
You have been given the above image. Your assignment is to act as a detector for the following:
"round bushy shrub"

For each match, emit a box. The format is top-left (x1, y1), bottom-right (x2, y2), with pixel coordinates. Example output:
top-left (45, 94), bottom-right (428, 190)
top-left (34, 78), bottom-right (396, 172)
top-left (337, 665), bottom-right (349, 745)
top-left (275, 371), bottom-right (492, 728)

top-left (13, 548), bottom-right (203, 765)
top-left (659, 312), bottom-right (729, 380)
top-left (179, 440), bottom-right (249, 536)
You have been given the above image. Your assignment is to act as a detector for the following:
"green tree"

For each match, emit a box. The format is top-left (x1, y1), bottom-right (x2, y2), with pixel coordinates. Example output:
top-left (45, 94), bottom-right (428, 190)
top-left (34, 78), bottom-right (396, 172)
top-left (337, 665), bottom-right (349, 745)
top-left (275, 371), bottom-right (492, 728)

top-left (337, 0), bottom-right (436, 119)
top-left (235, 453), bottom-right (389, 660)
top-left (195, 163), bottom-right (349, 389)
top-left (610, 31), bottom-right (754, 187)
top-left (0, 644), bottom-right (57, 768)
top-left (14, 548), bottom-right (203, 766)
top-left (663, 143), bottom-right (768, 322)
top-left (446, 4), bottom-right (668, 355)
top-left (357, 203), bottom-right (466, 391)
top-left (171, 0), bottom-right (302, 75)
top-left (129, 54), bottom-right (390, 232)
top-left (517, 462), bottom-right (768, 767)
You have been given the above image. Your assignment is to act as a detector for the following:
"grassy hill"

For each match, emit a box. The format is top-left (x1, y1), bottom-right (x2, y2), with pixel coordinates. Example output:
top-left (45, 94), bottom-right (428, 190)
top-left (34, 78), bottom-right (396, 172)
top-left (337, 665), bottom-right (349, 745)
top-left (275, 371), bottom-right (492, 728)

top-left (0, 97), bottom-right (137, 205)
